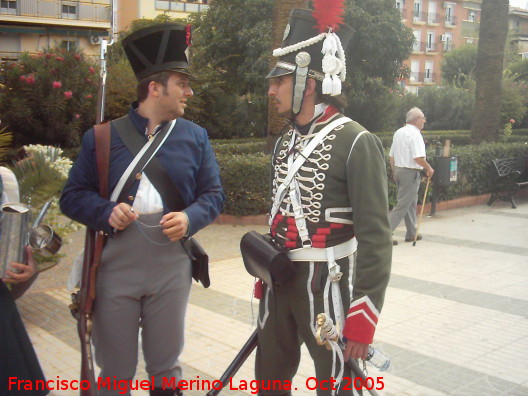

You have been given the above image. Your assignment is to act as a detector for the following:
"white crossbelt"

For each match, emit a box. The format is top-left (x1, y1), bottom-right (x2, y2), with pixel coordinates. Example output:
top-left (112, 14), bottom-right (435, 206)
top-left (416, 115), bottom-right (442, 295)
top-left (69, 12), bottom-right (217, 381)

top-left (287, 238), bottom-right (357, 262)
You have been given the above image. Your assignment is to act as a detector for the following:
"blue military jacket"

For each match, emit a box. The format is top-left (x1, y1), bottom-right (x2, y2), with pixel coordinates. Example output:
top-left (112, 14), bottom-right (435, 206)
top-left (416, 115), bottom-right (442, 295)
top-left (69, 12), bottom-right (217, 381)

top-left (60, 106), bottom-right (224, 236)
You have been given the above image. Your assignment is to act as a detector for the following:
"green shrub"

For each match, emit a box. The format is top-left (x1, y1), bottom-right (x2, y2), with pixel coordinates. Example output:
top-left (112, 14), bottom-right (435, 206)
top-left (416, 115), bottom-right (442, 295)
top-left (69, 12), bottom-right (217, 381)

top-left (216, 152), bottom-right (270, 216)
top-left (217, 142), bottom-right (528, 216)
top-left (212, 141), bottom-right (266, 156)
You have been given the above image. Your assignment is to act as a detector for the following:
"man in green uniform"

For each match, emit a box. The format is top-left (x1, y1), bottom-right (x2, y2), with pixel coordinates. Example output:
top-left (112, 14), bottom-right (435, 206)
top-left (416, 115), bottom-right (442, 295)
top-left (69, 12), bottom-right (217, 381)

top-left (254, 7), bottom-right (392, 396)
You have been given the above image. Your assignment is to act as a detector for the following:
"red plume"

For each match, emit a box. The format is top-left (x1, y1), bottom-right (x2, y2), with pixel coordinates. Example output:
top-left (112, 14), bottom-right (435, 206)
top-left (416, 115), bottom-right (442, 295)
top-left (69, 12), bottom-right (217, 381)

top-left (312, 0), bottom-right (345, 32)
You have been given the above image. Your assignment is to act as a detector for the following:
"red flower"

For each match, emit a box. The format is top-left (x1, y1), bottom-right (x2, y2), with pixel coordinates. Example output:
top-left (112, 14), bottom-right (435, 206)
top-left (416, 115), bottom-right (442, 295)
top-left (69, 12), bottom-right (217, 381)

top-left (64, 91), bottom-right (73, 99)
top-left (85, 94), bottom-right (93, 99)
top-left (56, 57), bottom-right (64, 61)
top-left (52, 81), bottom-right (62, 89)
top-left (26, 75), bottom-right (35, 84)
top-left (74, 114), bottom-right (80, 119)
top-left (74, 54), bottom-right (81, 60)
top-left (88, 67), bottom-right (95, 74)
top-left (509, 119), bottom-right (515, 124)
top-left (20, 75), bottom-right (27, 82)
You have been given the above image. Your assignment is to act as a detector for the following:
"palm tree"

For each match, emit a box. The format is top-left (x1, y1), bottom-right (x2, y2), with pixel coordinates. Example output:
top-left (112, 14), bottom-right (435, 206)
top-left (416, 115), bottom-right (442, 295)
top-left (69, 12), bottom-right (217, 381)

top-left (266, 0), bottom-right (310, 149)
top-left (470, 0), bottom-right (509, 143)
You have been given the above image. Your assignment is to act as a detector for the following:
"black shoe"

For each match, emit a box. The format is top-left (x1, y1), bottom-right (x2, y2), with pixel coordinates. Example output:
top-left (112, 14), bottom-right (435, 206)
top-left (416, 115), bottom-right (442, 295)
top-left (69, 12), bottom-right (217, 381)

top-left (405, 234), bottom-right (422, 242)
top-left (392, 240), bottom-right (398, 245)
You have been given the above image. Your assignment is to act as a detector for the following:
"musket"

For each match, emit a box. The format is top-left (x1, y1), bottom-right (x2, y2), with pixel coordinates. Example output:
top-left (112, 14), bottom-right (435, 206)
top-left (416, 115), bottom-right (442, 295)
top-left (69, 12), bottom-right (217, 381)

top-left (208, 321), bottom-right (383, 396)
top-left (95, 0), bottom-right (118, 124)
top-left (206, 329), bottom-right (258, 396)
top-left (75, 2), bottom-right (118, 395)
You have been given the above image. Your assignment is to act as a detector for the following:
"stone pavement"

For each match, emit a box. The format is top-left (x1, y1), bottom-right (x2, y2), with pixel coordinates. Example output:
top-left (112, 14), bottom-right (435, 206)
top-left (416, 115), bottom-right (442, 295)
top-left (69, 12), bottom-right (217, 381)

top-left (13, 198), bottom-right (528, 396)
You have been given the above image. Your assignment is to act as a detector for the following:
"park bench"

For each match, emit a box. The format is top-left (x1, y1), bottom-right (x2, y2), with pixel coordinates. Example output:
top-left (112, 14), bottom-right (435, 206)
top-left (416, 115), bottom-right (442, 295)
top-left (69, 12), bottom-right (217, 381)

top-left (487, 156), bottom-right (528, 209)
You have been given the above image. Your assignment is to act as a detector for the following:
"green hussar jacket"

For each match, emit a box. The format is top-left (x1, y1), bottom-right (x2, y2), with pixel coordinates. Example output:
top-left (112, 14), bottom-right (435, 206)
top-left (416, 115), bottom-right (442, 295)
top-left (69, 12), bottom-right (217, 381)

top-left (270, 105), bottom-right (392, 344)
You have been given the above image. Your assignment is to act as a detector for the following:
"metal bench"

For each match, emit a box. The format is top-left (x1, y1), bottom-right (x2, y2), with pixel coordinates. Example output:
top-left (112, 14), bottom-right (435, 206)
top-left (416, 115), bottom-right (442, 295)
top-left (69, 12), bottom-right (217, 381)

top-left (487, 156), bottom-right (528, 209)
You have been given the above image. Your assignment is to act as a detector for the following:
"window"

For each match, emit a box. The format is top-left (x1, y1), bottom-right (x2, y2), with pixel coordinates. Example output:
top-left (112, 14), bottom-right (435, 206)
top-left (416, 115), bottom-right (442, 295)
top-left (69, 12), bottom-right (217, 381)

top-left (444, 3), bottom-right (455, 25)
top-left (413, 0), bottom-right (422, 21)
top-left (443, 32), bottom-right (453, 51)
top-left (410, 60), bottom-right (420, 83)
top-left (61, 40), bottom-right (77, 51)
top-left (413, 29), bottom-right (421, 51)
top-left (62, 2), bottom-right (77, 19)
top-left (424, 61), bottom-right (433, 82)
top-left (468, 10), bottom-right (477, 22)
top-left (426, 31), bottom-right (435, 52)
top-left (1, 0), bottom-right (17, 14)
top-left (428, 1), bottom-right (437, 23)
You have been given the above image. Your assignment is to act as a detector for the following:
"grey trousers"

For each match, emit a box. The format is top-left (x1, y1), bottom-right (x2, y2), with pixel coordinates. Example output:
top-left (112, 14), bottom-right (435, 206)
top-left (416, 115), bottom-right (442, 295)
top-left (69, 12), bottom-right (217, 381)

top-left (389, 167), bottom-right (421, 239)
top-left (92, 212), bottom-right (192, 396)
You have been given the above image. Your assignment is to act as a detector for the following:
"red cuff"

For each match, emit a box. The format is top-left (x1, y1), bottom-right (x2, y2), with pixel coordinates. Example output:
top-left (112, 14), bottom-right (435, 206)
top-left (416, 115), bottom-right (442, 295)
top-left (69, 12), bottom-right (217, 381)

top-left (342, 296), bottom-right (380, 344)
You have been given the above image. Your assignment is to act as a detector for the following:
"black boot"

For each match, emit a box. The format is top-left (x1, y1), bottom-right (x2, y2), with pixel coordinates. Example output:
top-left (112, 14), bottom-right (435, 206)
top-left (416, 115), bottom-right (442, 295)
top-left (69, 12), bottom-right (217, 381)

top-left (150, 388), bottom-right (182, 396)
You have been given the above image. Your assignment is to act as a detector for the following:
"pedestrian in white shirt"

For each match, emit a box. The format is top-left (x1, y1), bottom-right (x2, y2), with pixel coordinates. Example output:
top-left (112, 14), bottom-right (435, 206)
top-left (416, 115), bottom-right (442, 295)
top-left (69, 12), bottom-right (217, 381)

top-left (389, 107), bottom-right (434, 245)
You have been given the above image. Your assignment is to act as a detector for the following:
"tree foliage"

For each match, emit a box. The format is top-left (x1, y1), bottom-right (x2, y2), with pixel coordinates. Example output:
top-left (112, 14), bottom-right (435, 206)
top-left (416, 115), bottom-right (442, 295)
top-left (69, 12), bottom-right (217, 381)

top-left (441, 44), bottom-right (478, 87)
top-left (343, 0), bottom-right (414, 130)
top-left (506, 58), bottom-right (528, 82)
top-left (188, 0), bottom-right (274, 138)
top-left (185, 0), bottom-right (413, 137)
top-left (0, 46), bottom-right (98, 148)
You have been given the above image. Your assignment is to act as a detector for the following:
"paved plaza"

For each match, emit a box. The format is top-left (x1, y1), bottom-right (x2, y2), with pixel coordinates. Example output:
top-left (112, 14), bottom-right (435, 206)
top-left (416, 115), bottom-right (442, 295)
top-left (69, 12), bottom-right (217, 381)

top-left (13, 197), bottom-right (528, 395)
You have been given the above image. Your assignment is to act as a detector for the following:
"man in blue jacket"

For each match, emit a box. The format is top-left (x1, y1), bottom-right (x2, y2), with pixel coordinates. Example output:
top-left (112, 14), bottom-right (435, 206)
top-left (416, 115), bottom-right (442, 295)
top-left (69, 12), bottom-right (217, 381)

top-left (60, 24), bottom-right (224, 396)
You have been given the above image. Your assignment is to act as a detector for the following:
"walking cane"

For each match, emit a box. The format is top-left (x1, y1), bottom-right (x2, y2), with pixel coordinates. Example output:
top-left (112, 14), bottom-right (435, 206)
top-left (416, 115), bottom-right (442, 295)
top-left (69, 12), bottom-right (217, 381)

top-left (413, 176), bottom-right (431, 246)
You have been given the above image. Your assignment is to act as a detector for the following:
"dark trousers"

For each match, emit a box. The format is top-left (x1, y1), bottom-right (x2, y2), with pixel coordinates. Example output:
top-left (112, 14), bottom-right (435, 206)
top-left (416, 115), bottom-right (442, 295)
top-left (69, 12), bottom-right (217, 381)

top-left (255, 258), bottom-right (361, 396)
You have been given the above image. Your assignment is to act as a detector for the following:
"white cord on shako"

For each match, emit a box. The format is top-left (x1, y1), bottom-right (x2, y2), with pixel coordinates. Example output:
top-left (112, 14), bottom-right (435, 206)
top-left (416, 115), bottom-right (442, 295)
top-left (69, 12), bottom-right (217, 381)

top-left (272, 28), bottom-right (347, 97)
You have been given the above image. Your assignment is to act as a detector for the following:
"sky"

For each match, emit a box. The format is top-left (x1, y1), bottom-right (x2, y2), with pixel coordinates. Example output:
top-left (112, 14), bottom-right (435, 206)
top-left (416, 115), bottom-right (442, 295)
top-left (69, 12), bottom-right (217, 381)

top-left (510, 0), bottom-right (528, 9)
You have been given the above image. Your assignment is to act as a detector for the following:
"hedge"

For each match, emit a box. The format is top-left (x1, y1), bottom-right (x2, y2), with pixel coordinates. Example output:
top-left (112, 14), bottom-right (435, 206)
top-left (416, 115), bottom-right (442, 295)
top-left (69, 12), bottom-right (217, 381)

top-left (217, 142), bottom-right (528, 215)
top-left (375, 129), bottom-right (528, 149)
top-left (216, 152), bottom-right (270, 216)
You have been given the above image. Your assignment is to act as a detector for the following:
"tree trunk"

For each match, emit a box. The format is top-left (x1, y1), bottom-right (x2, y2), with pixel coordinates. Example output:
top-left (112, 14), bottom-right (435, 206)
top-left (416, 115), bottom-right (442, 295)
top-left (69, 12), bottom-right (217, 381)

top-left (470, 0), bottom-right (509, 144)
top-left (266, 0), bottom-right (310, 151)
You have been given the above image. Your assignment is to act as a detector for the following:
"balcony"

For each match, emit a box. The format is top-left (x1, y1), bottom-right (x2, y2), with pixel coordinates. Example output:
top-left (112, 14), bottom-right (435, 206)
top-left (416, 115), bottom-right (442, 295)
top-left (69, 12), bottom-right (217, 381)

top-left (445, 15), bottom-right (457, 26)
top-left (422, 42), bottom-right (439, 53)
top-left (423, 72), bottom-right (437, 84)
top-left (427, 12), bottom-right (440, 24)
top-left (0, 0), bottom-right (110, 27)
top-left (409, 72), bottom-right (437, 84)
top-left (0, 50), bottom-right (98, 61)
top-left (412, 10), bottom-right (426, 23)
top-left (443, 42), bottom-right (455, 52)
top-left (155, 0), bottom-right (209, 13)
top-left (510, 28), bottom-right (528, 39)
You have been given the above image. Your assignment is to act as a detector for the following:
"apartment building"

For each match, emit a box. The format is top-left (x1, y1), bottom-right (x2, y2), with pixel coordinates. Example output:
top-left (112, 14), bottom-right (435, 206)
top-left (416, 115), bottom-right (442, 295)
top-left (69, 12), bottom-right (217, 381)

top-left (0, 0), bottom-right (111, 60)
top-left (509, 6), bottom-right (528, 57)
top-left (396, 0), bottom-right (481, 93)
top-left (118, 0), bottom-right (210, 32)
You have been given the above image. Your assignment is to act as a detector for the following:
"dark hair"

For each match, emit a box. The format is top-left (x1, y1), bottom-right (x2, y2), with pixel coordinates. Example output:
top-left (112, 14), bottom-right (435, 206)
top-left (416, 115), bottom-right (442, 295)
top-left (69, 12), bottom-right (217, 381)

top-left (314, 80), bottom-right (348, 112)
top-left (136, 71), bottom-right (172, 102)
